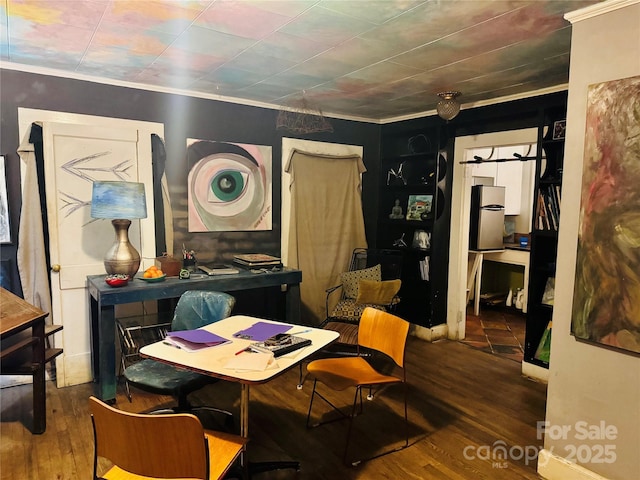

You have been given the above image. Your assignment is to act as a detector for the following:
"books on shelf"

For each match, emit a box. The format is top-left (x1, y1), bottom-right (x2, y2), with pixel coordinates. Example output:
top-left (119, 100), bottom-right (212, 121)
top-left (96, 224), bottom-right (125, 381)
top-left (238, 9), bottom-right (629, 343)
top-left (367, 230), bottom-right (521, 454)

top-left (233, 253), bottom-right (282, 268)
top-left (198, 264), bottom-right (239, 275)
top-left (536, 185), bottom-right (561, 232)
top-left (534, 321), bottom-right (552, 363)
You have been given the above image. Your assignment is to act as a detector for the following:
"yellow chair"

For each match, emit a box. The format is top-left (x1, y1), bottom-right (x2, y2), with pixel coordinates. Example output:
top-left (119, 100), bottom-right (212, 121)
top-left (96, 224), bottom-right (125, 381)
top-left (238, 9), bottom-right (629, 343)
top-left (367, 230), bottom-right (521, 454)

top-left (88, 396), bottom-right (247, 480)
top-left (306, 307), bottom-right (410, 466)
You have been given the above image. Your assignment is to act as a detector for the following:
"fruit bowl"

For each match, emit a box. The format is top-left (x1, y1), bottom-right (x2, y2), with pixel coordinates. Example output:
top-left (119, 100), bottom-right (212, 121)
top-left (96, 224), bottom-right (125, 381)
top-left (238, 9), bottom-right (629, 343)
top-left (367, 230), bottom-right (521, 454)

top-left (105, 274), bottom-right (130, 287)
top-left (139, 274), bottom-right (167, 283)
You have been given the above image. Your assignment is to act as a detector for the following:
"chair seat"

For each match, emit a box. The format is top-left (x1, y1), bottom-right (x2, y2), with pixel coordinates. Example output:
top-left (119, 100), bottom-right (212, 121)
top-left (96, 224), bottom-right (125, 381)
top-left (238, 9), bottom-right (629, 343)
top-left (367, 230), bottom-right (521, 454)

top-left (329, 300), bottom-right (385, 323)
top-left (308, 356), bottom-right (401, 391)
top-left (124, 359), bottom-right (210, 396)
top-left (101, 429), bottom-right (247, 480)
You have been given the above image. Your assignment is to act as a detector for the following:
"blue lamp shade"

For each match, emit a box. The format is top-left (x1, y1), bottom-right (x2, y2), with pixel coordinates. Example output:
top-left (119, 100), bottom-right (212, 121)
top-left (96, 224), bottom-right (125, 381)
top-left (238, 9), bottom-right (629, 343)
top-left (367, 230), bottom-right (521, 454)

top-left (91, 181), bottom-right (147, 219)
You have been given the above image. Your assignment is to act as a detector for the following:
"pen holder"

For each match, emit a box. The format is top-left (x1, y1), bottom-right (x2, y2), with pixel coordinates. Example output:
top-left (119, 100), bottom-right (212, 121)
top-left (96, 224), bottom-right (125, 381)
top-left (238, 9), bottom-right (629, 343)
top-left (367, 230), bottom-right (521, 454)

top-left (183, 257), bottom-right (197, 273)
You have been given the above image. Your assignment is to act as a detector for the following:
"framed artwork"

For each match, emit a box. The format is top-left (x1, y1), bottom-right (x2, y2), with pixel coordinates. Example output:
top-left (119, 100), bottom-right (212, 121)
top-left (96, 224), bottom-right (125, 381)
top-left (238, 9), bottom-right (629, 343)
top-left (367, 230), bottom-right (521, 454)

top-left (571, 74), bottom-right (640, 355)
top-left (0, 156), bottom-right (11, 244)
top-left (406, 194), bottom-right (433, 221)
top-left (412, 229), bottom-right (431, 250)
top-left (186, 139), bottom-right (272, 232)
top-left (552, 120), bottom-right (566, 140)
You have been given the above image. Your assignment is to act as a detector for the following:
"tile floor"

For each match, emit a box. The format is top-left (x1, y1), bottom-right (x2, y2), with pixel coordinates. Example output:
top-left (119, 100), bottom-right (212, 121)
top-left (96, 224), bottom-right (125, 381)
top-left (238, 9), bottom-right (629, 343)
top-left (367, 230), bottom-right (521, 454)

top-left (460, 305), bottom-right (526, 363)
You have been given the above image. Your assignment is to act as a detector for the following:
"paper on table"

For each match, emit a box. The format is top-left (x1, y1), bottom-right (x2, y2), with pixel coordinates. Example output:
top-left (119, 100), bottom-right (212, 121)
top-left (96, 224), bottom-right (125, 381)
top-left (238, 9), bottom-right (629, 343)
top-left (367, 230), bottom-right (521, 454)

top-left (223, 351), bottom-right (275, 372)
top-left (232, 322), bottom-right (290, 342)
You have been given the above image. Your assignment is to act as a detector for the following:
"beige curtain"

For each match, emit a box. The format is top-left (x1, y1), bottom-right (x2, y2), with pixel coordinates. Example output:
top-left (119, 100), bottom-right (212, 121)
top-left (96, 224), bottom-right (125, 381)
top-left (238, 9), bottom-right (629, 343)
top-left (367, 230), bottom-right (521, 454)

top-left (285, 149), bottom-right (367, 325)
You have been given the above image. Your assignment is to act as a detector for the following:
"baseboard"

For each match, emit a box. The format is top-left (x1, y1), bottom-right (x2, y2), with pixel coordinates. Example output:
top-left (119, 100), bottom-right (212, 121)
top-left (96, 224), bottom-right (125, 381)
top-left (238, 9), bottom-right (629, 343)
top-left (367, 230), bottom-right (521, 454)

top-left (59, 352), bottom-right (93, 387)
top-left (411, 323), bottom-right (448, 342)
top-left (538, 449), bottom-right (610, 480)
top-left (522, 360), bottom-right (549, 383)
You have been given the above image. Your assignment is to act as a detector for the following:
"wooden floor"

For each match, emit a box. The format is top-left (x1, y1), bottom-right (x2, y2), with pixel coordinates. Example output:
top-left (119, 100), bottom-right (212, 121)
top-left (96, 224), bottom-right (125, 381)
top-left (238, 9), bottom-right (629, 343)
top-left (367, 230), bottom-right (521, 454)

top-left (1, 337), bottom-right (547, 479)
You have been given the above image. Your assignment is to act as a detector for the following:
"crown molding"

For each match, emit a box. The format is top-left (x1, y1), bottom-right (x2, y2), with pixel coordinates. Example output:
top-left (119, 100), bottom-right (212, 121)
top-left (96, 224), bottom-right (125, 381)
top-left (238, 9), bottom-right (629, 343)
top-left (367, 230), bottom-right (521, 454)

top-left (565, 0), bottom-right (639, 24)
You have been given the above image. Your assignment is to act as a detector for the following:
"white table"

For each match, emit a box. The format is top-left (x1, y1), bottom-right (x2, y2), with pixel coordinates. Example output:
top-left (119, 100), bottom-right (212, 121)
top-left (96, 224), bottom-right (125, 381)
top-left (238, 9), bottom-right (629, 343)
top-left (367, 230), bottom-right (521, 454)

top-left (467, 249), bottom-right (530, 315)
top-left (140, 315), bottom-right (339, 471)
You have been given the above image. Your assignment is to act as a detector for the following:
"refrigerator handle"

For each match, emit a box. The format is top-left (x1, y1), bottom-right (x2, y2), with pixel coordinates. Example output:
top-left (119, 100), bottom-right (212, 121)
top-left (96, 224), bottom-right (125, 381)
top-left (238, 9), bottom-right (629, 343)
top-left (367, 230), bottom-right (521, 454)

top-left (482, 205), bottom-right (505, 211)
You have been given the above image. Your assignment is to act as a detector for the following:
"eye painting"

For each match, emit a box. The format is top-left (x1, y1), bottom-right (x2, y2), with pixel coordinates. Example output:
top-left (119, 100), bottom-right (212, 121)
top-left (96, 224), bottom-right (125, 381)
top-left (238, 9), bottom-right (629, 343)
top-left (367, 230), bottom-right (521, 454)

top-left (187, 140), bottom-right (272, 232)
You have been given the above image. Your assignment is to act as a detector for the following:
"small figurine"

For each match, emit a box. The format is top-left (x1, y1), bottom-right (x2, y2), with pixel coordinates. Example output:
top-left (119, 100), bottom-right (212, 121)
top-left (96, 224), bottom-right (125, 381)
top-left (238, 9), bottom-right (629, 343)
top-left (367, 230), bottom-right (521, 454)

top-left (393, 233), bottom-right (407, 248)
top-left (389, 199), bottom-right (404, 219)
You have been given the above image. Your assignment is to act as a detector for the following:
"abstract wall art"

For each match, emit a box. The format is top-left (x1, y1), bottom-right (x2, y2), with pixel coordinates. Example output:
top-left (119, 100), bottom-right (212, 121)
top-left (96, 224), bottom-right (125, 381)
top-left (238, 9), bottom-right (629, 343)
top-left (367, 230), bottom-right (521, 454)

top-left (0, 156), bottom-right (11, 244)
top-left (187, 139), bottom-right (272, 232)
top-left (571, 74), bottom-right (640, 355)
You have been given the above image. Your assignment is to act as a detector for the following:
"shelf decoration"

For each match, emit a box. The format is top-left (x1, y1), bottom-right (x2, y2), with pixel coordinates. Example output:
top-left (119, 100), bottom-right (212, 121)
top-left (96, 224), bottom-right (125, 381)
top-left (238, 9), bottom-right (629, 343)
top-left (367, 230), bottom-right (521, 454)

top-left (388, 199), bottom-right (404, 219)
top-left (406, 194), bottom-right (433, 221)
top-left (571, 74), bottom-right (640, 355)
top-left (412, 230), bottom-right (430, 250)
top-left (552, 120), bottom-right (566, 140)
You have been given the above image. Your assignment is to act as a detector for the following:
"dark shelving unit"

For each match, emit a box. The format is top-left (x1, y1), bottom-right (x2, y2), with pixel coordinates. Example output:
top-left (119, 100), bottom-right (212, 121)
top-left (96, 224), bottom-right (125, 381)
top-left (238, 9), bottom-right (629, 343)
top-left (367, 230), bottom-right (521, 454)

top-left (378, 126), bottom-right (452, 327)
top-left (525, 106), bottom-right (566, 367)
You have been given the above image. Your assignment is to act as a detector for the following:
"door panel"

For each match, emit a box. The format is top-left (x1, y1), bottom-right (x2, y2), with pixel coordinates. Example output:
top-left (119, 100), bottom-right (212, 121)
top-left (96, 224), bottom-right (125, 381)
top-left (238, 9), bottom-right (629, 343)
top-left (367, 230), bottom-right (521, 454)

top-left (38, 117), bottom-right (159, 387)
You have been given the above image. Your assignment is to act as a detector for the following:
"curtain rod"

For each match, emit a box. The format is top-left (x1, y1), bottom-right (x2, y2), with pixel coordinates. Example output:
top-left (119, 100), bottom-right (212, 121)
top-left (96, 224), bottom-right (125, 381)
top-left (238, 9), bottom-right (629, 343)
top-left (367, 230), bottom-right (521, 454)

top-left (460, 154), bottom-right (537, 165)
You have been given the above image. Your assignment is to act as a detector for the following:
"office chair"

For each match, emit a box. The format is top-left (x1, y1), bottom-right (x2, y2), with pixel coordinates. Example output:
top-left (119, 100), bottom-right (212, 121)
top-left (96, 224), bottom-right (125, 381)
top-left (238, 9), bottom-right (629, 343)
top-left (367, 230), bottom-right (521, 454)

top-left (306, 307), bottom-right (410, 466)
top-left (89, 396), bottom-right (247, 480)
top-left (123, 290), bottom-right (235, 424)
top-left (321, 248), bottom-right (402, 354)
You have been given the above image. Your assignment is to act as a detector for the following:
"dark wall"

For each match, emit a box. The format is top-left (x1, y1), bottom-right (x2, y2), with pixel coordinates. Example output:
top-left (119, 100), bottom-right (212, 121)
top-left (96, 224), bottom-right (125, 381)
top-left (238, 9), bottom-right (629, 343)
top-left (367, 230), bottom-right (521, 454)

top-left (0, 69), bottom-right (382, 295)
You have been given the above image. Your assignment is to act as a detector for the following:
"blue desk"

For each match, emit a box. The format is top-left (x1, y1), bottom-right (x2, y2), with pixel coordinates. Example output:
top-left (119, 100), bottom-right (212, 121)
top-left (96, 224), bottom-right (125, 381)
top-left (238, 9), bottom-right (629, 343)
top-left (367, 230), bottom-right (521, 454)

top-left (87, 268), bottom-right (302, 402)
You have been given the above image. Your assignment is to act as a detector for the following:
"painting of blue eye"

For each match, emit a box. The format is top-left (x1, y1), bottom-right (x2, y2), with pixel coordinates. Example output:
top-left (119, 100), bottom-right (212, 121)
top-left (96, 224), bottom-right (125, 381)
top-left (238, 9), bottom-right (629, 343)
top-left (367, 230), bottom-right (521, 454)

top-left (209, 170), bottom-right (248, 203)
top-left (187, 140), bottom-right (272, 232)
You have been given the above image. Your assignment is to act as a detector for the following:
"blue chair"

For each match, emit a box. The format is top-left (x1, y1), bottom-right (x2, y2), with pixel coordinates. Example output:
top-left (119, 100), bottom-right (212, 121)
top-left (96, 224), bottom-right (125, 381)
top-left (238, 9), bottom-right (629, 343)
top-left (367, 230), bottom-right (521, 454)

top-left (123, 290), bottom-right (235, 423)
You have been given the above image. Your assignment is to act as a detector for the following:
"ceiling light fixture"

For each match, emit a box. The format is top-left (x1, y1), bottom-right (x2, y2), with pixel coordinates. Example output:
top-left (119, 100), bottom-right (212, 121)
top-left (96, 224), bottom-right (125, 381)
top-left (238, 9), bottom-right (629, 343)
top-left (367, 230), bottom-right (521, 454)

top-left (276, 94), bottom-right (333, 134)
top-left (436, 91), bottom-right (462, 121)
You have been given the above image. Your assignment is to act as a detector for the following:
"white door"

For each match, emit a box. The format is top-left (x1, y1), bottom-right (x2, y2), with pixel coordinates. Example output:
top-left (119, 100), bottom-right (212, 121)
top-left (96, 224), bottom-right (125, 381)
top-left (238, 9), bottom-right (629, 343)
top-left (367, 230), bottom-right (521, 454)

top-left (18, 109), bottom-right (162, 387)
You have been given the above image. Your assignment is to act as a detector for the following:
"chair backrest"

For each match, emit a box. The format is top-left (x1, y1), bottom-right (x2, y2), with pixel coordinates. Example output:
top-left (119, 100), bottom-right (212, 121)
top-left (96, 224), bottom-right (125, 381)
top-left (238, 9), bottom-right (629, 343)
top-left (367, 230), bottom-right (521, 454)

top-left (358, 307), bottom-right (410, 368)
top-left (350, 248), bottom-right (403, 281)
top-left (172, 290), bottom-right (235, 331)
top-left (89, 396), bottom-right (210, 479)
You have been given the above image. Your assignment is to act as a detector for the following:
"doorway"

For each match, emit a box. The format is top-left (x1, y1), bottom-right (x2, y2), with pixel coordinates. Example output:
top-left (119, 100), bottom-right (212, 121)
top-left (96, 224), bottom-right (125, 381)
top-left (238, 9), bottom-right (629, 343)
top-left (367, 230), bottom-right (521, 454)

top-left (447, 128), bottom-right (537, 349)
top-left (18, 108), bottom-right (163, 387)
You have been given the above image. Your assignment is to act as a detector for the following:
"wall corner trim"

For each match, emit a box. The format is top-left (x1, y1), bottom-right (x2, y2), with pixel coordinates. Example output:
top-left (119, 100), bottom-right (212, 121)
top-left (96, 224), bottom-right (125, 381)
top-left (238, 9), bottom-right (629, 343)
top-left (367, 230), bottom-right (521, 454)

top-left (565, 0), bottom-right (640, 24)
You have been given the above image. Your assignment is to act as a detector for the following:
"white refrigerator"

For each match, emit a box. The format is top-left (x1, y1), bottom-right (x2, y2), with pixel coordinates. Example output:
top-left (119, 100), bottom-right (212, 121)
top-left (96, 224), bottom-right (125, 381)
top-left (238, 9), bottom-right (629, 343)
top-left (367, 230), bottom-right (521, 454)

top-left (469, 185), bottom-right (505, 250)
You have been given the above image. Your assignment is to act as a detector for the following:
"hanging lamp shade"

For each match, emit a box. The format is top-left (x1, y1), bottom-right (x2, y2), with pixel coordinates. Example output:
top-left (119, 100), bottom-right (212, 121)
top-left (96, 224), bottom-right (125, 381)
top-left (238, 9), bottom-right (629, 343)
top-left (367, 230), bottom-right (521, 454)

top-left (436, 91), bottom-right (462, 121)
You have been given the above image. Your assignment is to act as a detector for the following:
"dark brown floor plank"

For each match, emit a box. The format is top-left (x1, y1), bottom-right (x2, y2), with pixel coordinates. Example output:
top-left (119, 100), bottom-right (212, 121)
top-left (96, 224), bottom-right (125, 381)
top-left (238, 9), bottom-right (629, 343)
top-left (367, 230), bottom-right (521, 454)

top-left (1, 336), bottom-right (545, 479)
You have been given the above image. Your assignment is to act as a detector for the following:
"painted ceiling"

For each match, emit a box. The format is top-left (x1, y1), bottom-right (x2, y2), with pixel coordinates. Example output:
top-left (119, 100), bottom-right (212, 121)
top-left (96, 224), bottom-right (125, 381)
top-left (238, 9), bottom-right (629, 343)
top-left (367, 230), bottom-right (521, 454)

top-left (1, 0), bottom-right (602, 122)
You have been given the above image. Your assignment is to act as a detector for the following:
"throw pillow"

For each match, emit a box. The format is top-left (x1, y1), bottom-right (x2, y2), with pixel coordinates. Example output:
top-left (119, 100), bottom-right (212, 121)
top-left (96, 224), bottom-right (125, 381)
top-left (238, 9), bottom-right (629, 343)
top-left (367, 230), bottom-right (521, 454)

top-left (340, 264), bottom-right (381, 299)
top-left (356, 279), bottom-right (402, 305)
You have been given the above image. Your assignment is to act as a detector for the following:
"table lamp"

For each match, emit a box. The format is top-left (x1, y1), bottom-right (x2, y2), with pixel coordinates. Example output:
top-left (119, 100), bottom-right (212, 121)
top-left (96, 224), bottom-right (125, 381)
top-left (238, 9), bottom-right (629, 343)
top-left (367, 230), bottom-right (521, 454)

top-left (91, 181), bottom-right (147, 277)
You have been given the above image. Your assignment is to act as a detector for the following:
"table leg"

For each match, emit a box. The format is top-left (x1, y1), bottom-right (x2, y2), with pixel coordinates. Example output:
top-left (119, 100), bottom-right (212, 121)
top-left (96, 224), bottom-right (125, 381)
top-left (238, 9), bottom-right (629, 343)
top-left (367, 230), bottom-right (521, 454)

top-left (32, 320), bottom-right (46, 434)
top-left (95, 304), bottom-right (117, 402)
top-left (240, 383), bottom-right (300, 477)
top-left (474, 253), bottom-right (484, 316)
top-left (285, 283), bottom-right (301, 325)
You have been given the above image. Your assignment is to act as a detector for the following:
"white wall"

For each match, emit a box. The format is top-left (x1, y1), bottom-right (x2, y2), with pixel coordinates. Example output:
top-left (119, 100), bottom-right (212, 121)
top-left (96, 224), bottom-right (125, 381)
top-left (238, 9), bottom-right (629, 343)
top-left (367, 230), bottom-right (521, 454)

top-left (539, 1), bottom-right (640, 479)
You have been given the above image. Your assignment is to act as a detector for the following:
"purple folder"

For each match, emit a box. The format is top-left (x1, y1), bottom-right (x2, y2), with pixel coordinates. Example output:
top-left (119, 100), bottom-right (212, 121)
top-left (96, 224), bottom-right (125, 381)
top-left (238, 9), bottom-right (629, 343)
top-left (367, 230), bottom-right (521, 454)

top-left (167, 329), bottom-right (229, 345)
top-left (232, 322), bottom-right (290, 342)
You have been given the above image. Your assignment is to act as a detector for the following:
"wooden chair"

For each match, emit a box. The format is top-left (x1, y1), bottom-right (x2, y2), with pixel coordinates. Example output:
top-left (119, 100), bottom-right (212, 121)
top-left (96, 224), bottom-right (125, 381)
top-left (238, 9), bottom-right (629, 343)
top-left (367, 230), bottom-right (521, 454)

top-left (89, 396), bottom-right (247, 480)
top-left (306, 307), bottom-right (410, 466)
